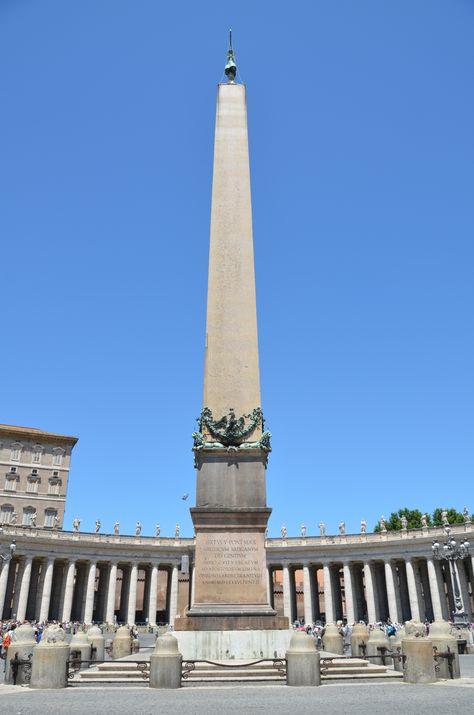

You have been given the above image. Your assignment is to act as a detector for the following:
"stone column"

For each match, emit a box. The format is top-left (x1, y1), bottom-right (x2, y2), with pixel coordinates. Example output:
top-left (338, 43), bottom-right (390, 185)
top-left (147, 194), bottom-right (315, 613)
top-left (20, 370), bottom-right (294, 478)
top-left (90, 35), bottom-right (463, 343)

top-left (16, 557), bottom-right (33, 622)
top-left (342, 562), bottom-right (355, 624)
top-left (303, 565), bottom-right (315, 625)
top-left (384, 560), bottom-right (399, 623)
top-left (39, 558), bottom-right (55, 622)
top-left (323, 563), bottom-right (335, 624)
top-left (282, 564), bottom-right (292, 622)
top-left (414, 561), bottom-right (426, 621)
top-left (61, 560), bottom-right (76, 623)
top-left (456, 560), bottom-right (472, 617)
top-left (397, 561), bottom-right (411, 622)
top-left (148, 563), bottom-right (159, 627)
top-left (105, 561), bottom-right (118, 624)
top-left (363, 561), bottom-right (377, 624)
top-left (11, 560), bottom-right (25, 617)
top-left (168, 564), bottom-right (179, 624)
top-left (426, 558), bottom-right (444, 622)
top-left (127, 562), bottom-right (139, 625)
top-left (0, 560), bottom-right (12, 618)
top-left (405, 558), bottom-right (421, 621)
top-left (83, 561), bottom-right (97, 625)
top-left (392, 563), bottom-right (404, 621)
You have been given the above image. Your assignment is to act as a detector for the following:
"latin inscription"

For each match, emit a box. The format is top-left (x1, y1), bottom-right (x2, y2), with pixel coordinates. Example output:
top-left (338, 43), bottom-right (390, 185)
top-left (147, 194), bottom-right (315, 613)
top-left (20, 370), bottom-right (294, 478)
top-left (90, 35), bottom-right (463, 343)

top-left (200, 535), bottom-right (264, 586)
top-left (193, 531), bottom-right (268, 605)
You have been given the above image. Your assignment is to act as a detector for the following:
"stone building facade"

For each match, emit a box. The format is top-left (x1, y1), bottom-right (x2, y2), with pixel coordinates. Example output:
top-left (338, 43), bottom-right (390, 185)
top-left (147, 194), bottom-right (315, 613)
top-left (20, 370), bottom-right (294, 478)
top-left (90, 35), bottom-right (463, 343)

top-left (0, 521), bottom-right (472, 627)
top-left (0, 424), bottom-right (78, 529)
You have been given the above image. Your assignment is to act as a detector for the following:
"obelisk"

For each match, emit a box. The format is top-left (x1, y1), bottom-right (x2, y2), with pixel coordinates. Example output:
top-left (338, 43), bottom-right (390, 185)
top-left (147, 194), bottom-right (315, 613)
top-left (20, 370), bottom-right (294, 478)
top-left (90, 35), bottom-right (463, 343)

top-left (175, 36), bottom-right (286, 632)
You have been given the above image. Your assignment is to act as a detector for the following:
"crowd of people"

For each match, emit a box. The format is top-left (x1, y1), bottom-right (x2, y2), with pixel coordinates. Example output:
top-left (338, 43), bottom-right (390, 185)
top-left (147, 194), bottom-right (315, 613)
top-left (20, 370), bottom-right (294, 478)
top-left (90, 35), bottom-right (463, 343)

top-left (0, 618), bottom-right (141, 667)
top-left (2, 616), bottom-right (473, 663)
top-left (293, 618), bottom-right (474, 650)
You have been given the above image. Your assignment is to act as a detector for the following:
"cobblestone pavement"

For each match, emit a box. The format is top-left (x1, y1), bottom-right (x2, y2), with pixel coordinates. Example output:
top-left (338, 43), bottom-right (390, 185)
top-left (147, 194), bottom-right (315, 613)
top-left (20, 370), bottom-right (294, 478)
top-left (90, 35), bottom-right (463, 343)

top-left (0, 680), bottom-right (473, 715)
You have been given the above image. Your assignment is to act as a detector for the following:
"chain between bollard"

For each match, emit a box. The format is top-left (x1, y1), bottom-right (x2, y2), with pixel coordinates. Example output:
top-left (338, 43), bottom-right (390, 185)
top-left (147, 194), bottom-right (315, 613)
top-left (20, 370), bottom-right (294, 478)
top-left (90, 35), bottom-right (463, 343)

top-left (433, 646), bottom-right (456, 679)
top-left (10, 652), bottom-right (33, 685)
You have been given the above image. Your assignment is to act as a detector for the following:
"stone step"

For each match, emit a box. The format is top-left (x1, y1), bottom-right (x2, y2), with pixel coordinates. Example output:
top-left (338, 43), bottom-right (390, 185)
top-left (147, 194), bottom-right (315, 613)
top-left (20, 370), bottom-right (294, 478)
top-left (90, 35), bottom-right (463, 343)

top-left (189, 664), bottom-right (283, 672)
top-left (322, 665), bottom-right (389, 675)
top-left (75, 677), bottom-right (147, 684)
top-left (183, 676), bottom-right (285, 683)
top-left (185, 669), bottom-right (284, 679)
top-left (322, 671), bottom-right (403, 681)
top-left (323, 660), bottom-right (370, 669)
top-left (80, 670), bottom-right (148, 679)
top-left (96, 663), bottom-right (146, 671)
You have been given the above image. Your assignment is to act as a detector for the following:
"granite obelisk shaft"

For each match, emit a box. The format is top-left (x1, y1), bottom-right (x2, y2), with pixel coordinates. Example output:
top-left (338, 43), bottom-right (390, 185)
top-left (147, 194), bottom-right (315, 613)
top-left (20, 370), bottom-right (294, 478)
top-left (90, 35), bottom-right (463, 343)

top-left (203, 83), bottom-right (262, 426)
top-left (175, 78), bottom-right (286, 629)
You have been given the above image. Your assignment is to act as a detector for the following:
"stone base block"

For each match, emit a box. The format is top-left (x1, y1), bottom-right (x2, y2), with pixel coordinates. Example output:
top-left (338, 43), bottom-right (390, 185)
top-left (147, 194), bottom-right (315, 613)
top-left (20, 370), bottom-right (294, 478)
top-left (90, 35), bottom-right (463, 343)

top-left (174, 615), bottom-right (288, 631)
top-left (402, 638), bottom-right (436, 684)
top-left (173, 629), bottom-right (292, 660)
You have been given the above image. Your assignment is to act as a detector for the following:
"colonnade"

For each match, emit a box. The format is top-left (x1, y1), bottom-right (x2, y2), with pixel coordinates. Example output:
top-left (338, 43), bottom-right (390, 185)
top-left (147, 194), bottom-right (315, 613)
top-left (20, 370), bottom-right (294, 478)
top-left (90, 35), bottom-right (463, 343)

top-left (1, 524), bottom-right (473, 627)
top-left (0, 555), bottom-right (181, 626)
top-left (268, 554), bottom-right (474, 625)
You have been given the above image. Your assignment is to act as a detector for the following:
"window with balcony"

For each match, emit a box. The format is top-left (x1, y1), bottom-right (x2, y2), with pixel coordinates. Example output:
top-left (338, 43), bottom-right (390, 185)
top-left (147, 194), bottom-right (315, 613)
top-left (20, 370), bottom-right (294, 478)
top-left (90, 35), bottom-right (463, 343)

top-left (0, 504), bottom-right (14, 524)
top-left (48, 477), bottom-right (61, 495)
top-left (4, 476), bottom-right (17, 492)
top-left (26, 477), bottom-right (39, 494)
top-left (22, 506), bottom-right (36, 526)
top-left (44, 508), bottom-right (57, 527)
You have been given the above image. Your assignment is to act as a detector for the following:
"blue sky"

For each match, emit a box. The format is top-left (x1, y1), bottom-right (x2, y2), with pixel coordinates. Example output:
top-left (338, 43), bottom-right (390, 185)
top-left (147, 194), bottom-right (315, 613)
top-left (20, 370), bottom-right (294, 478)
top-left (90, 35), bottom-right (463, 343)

top-left (1, 1), bottom-right (473, 537)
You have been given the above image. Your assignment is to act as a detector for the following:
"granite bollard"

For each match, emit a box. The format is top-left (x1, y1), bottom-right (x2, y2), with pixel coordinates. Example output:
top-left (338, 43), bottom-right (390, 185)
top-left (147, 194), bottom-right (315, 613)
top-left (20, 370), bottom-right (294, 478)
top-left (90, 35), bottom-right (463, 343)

top-left (5, 625), bottom-right (36, 685)
top-left (149, 633), bottom-right (182, 689)
top-left (112, 626), bottom-right (132, 659)
top-left (69, 631), bottom-right (91, 668)
top-left (87, 625), bottom-right (105, 661)
top-left (322, 623), bottom-right (344, 655)
top-left (350, 622), bottom-right (368, 658)
top-left (428, 621), bottom-right (460, 680)
top-left (367, 628), bottom-right (390, 665)
top-left (401, 637), bottom-right (436, 684)
top-left (30, 625), bottom-right (70, 689)
top-left (286, 631), bottom-right (320, 686)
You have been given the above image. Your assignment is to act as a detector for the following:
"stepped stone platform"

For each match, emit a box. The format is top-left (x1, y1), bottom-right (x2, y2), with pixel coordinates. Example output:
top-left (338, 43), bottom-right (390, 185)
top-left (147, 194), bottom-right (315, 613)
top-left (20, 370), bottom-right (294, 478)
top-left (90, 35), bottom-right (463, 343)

top-left (72, 649), bottom-right (403, 686)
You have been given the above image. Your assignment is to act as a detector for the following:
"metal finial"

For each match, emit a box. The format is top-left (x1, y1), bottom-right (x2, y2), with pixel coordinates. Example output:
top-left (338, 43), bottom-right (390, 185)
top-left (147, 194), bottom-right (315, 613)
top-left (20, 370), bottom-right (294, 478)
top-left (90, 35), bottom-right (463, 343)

top-left (224, 29), bottom-right (237, 82)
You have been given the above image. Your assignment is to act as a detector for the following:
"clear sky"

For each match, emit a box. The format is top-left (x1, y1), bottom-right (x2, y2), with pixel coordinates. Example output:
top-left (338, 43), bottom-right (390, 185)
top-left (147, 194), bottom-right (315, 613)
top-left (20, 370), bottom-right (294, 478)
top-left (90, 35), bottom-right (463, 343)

top-left (1, 1), bottom-right (473, 538)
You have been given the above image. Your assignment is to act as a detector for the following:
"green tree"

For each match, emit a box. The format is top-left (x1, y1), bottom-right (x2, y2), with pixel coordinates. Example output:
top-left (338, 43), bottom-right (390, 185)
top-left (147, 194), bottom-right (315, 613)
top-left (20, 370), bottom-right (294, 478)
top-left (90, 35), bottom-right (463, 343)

top-left (373, 508), bottom-right (431, 532)
top-left (432, 508), bottom-right (465, 526)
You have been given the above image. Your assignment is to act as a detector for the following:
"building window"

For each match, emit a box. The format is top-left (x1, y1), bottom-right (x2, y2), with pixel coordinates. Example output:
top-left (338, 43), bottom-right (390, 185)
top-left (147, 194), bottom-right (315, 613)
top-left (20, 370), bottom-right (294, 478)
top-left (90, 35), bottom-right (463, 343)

top-left (22, 507), bottom-right (36, 526)
top-left (26, 477), bottom-right (39, 494)
top-left (52, 447), bottom-right (65, 466)
top-left (10, 467), bottom-right (17, 474)
top-left (4, 476), bottom-right (17, 492)
top-left (10, 442), bottom-right (23, 461)
top-left (48, 477), bottom-right (61, 495)
top-left (32, 468), bottom-right (38, 475)
top-left (32, 445), bottom-right (43, 464)
top-left (0, 504), bottom-right (14, 524)
top-left (44, 508), bottom-right (57, 527)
